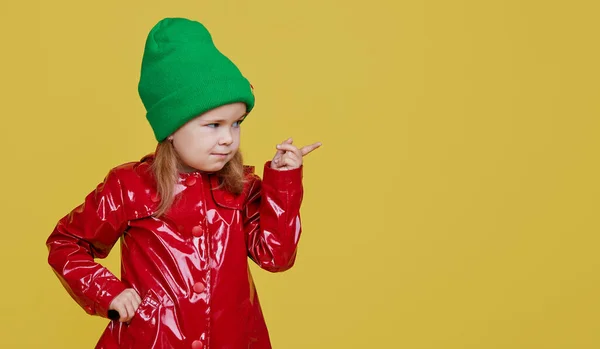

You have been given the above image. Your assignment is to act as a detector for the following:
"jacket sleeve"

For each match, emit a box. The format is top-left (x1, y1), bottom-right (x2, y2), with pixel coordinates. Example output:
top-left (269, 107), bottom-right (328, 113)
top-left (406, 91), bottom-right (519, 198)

top-left (46, 168), bottom-right (129, 318)
top-left (244, 161), bottom-right (304, 272)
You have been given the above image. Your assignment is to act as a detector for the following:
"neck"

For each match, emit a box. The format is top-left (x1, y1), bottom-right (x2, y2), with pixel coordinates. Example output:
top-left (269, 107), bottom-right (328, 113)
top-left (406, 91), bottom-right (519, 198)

top-left (177, 162), bottom-right (216, 175)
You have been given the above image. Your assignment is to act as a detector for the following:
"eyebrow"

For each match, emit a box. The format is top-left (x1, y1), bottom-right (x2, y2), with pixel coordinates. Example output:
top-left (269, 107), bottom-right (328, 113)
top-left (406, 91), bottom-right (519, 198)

top-left (203, 115), bottom-right (247, 123)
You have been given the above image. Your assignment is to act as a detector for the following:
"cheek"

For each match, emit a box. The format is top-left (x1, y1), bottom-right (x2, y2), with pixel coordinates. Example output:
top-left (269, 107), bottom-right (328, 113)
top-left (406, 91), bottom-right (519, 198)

top-left (175, 132), bottom-right (195, 151)
top-left (179, 127), bottom-right (210, 145)
top-left (173, 130), bottom-right (201, 157)
top-left (233, 128), bottom-right (241, 143)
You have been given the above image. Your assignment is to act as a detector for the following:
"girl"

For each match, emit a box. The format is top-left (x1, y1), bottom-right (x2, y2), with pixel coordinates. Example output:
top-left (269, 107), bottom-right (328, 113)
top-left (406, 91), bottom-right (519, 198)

top-left (46, 17), bottom-right (321, 349)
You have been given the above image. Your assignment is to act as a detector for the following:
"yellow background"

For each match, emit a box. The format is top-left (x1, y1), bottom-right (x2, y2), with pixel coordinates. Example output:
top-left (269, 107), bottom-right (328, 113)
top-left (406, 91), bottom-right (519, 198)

top-left (1, 0), bottom-right (599, 348)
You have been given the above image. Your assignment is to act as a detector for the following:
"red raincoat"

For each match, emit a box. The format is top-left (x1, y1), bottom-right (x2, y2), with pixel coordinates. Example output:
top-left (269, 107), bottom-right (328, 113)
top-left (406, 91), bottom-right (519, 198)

top-left (46, 153), bottom-right (303, 348)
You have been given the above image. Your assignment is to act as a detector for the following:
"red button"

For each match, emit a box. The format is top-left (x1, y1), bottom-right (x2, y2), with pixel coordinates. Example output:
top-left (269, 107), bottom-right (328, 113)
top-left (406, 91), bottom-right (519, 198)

top-left (185, 177), bottom-right (197, 186)
top-left (191, 340), bottom-right (203, 349)
top-left (151, 193), bottom-right (160, 203)
top-left (193, 282), bottom-right (205, 293)
top-left (192, 225), bottom-right (203, 237)
top-left (185, 176), bottom-right (196, 187)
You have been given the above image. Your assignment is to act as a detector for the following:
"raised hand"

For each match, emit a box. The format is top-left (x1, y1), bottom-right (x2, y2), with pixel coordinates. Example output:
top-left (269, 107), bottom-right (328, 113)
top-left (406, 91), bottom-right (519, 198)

top-left (270, 138), bottom-right (321, 171)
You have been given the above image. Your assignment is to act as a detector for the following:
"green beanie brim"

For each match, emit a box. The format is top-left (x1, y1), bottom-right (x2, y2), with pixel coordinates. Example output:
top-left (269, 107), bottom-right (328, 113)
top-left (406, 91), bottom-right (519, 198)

top-left (147, 78), bottom-right (255, 142)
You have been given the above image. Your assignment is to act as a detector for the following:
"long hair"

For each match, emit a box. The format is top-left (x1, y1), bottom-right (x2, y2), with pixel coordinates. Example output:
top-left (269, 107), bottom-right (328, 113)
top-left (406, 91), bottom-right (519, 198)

top-left (151, 141), bottom-right (246, 217)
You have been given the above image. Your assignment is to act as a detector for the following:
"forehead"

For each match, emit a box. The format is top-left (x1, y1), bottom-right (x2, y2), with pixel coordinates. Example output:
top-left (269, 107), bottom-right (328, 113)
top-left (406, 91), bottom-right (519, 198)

top-left (198, 103), bottom-right (247, 121)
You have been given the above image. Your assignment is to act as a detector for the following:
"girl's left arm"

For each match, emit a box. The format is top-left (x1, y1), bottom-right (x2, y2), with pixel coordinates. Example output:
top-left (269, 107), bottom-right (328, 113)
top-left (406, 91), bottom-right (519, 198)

top-left (243, 162), bottom-right (304, 272)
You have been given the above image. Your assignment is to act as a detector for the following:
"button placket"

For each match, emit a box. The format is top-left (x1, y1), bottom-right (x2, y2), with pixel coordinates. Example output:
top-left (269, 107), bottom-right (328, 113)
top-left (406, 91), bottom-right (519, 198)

top-left (184, 173), bottom-right (210, 349)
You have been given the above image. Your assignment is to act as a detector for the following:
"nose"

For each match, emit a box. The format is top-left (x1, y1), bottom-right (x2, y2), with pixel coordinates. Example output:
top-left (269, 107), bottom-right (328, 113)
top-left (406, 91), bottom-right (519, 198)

top-left (219, 127), bottom-right (233, 146)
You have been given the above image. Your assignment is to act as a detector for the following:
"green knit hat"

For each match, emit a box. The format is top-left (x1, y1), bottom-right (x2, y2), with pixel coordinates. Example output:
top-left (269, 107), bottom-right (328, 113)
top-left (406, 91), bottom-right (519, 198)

top-left (138, 17), bottom-right (255, 141)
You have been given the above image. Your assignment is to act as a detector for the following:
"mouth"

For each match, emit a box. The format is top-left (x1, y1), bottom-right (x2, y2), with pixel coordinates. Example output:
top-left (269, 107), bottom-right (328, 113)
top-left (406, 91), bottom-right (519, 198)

top-left (212, 153), bottom-right (230, 157)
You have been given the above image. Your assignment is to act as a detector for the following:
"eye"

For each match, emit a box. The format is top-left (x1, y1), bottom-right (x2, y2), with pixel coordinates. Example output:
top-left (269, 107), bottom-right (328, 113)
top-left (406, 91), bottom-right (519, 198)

top-left (233, 120), bottom-right (242, 127)
top-left (207, 123), bottom-right (219, 128)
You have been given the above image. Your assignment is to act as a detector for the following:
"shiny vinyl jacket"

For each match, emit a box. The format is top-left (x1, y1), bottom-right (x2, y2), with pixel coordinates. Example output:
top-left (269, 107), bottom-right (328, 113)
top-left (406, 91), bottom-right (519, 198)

top-left (46, 154), bottom-right (303, 349)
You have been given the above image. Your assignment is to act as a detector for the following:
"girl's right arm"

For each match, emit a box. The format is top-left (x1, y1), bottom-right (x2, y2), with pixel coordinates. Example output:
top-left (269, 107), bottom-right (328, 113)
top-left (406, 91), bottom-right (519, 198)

top-left (46, 168), bottom-right (129, 319)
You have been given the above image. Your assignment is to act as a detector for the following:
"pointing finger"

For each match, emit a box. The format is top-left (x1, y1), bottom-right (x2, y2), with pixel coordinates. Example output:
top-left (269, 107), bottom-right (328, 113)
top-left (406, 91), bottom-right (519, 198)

top-left (300, 142), bottom-right (322, 156)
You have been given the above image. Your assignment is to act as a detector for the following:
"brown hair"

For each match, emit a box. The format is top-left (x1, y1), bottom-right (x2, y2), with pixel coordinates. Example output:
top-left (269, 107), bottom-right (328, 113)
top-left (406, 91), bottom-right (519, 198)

top-left (151, 141), bottom-right (246, 217)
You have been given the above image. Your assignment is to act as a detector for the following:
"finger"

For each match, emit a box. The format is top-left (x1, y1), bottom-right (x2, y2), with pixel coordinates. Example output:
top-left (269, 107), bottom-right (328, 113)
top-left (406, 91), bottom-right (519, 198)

top-left (275, 138), bottom-right (293, 154)
top-left (122, 302), bottom-right (133, 322)
top-left (131, 295), bottom-right (142, 312)
top-left (282, 151), bottom-right (302, 164)
top-left (124, 301), bottom-right (136, 322)
top-left (281, 158), bottom-right (300, 170)
top-left (280, 154), bottom-right (301, 169)
top-left (127, 289), bottom-right (140, 302)
top-left (300, 142), bottom-right (322, 156)
top-left (133, 292), bottom-right (142, 306)
top-left (272, 151), bottom-right (283, 165)
top-left (275, 143), bottom-right (302, 157)
top-left (273, 144), bottom-right (285, 158)
top-left (123, 291), bottom-right (134, 306)
top-left (115, 303), bottom-right (128, 323)
top-left (271, 152), bottom-right (284, 168)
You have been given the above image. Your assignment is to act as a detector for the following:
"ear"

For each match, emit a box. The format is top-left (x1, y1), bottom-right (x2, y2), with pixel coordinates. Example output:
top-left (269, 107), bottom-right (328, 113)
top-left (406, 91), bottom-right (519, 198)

top-left (167, 135), bottom-right (174, 142)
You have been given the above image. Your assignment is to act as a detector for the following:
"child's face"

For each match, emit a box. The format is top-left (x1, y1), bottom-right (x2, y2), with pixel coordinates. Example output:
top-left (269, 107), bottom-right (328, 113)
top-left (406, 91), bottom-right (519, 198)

top-left (169, 102), bottom-right (247, 172)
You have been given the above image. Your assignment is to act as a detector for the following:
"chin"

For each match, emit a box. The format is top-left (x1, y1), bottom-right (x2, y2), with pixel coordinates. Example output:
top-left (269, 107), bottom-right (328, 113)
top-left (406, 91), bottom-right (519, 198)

top-left (199, 163), bottom-right (226, 173)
